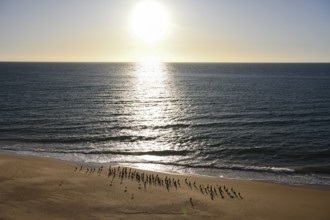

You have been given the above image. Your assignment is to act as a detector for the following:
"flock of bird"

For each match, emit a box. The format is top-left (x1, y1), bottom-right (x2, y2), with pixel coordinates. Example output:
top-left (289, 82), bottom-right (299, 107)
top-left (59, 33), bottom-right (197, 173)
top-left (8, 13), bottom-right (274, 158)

top-left (73, 165), bottom-right (244, 206)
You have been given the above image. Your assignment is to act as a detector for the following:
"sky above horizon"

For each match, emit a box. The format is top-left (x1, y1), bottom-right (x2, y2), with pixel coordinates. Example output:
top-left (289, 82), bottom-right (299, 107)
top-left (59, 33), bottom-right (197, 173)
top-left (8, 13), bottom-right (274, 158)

top-left (1, 0), bottom-right (330, 62)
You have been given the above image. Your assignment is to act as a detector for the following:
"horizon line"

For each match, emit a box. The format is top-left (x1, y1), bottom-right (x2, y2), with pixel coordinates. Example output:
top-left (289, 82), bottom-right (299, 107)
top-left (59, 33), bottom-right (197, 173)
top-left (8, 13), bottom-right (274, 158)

top-left (1, 60), bottom-right (330, 64)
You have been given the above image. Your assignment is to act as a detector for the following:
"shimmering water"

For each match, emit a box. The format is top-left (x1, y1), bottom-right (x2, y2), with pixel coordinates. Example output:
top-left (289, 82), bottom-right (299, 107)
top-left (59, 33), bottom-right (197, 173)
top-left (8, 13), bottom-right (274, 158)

top-left (1, 62), bottom-right (330, 186)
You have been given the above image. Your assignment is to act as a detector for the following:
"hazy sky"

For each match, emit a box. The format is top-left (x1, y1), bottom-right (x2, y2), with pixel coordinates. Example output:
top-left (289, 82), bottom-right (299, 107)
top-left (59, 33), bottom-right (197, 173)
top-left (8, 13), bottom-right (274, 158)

top-left (1, 0), bottom-right (330, 62)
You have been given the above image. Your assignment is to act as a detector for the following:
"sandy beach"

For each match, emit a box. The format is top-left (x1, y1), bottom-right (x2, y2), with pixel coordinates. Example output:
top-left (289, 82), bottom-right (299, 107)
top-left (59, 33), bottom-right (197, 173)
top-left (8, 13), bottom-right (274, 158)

top-left (0, 153), bottom-right (329, 220)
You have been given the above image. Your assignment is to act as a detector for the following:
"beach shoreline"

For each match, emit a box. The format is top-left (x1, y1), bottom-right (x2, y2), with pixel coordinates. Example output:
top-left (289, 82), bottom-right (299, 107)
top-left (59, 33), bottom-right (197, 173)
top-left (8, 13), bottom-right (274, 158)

top-left (1, 149), bottom-right (329, 189)
top-left (1, 153), bottom-right (330, 220)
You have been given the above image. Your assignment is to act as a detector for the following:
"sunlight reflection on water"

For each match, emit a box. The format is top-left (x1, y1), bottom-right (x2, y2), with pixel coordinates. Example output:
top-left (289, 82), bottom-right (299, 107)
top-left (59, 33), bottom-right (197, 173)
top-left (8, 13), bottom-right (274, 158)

top-left (127, 62), bottom-right (178, 169)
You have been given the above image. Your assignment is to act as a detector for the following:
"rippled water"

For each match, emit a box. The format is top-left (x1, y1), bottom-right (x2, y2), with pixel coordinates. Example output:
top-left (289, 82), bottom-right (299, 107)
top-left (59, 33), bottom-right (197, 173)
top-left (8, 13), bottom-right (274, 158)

top-left (1, 62), bottom-right (330, 186)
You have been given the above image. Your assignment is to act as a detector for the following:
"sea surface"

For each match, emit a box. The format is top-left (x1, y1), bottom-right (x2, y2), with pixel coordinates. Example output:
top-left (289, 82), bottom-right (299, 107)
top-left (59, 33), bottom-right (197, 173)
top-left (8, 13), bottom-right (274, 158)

top-left (1, 62), bottom-right (330, 187)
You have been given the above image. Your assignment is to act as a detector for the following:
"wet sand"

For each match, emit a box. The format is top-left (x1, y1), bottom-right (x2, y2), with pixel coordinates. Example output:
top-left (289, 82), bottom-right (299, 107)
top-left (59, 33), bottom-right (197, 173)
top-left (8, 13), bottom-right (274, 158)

top-left (0, 153), bottom-right (329, 220)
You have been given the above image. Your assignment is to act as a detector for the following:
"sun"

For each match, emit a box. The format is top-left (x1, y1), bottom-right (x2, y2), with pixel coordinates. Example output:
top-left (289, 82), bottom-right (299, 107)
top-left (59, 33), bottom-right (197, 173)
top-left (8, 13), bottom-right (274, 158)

top-left (131, 1), bottom-right (169, 43)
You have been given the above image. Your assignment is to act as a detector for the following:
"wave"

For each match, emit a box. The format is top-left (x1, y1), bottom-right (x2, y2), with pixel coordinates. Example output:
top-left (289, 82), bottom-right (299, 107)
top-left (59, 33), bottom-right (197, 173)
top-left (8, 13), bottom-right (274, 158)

top-left (189, 118), bottom-right (330, 129)
top-left (180, 163), bottom-right (295, 174)
top-left (198, 146), bottom-right (276, 156)
top-left (1, 147), bottom-right (193, 157)
top-left (0, 135), bottom-right (158, 144)
top-left (81, 149), bottom-right (193, 156)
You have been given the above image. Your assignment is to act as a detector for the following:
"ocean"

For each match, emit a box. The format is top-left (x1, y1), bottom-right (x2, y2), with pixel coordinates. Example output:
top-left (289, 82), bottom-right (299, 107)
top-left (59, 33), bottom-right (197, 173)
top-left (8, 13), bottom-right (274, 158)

top-left (1, 62), bottom-right (330, 187)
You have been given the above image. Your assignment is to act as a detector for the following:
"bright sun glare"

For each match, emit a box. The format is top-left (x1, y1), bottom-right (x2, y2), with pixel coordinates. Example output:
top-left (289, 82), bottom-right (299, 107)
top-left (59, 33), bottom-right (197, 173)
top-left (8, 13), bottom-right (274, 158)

top-left (132, 1), bottom-right (169, 43)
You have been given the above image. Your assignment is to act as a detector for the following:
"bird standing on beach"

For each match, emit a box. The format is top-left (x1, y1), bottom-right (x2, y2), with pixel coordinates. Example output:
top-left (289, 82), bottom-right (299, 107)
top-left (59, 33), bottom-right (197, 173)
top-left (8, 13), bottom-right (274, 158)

top-left (190, 197), bottom-right (194, 207)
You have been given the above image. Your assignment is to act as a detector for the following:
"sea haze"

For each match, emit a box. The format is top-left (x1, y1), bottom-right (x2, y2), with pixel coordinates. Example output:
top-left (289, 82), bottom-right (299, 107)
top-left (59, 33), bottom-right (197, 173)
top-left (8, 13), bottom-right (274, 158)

top-left (1, 62), bottom-right (330, 186)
